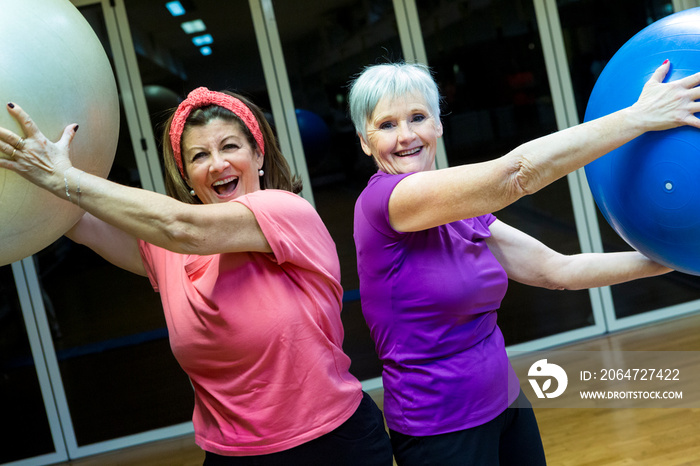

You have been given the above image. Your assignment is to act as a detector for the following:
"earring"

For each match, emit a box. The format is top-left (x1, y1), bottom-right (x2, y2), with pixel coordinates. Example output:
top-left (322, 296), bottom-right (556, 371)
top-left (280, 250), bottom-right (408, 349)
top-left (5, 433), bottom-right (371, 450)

top-left (189, 189), bottom-right (195, 196)
top-left (258, 169), bottom-right (264, 177)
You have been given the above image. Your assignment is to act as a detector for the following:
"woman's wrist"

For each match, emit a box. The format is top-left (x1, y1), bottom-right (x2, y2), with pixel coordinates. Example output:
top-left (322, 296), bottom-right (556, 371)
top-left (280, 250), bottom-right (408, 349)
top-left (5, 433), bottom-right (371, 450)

top-left (62, 166), bottom-right (84, 206)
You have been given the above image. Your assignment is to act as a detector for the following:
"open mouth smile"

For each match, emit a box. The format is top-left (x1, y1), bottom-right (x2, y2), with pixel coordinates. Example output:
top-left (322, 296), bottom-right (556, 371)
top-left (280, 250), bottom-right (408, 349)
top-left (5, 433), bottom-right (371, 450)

top-left (212, 176), bottom-right (239, 196)
top-left (395, 147), bottom-right (422, 157)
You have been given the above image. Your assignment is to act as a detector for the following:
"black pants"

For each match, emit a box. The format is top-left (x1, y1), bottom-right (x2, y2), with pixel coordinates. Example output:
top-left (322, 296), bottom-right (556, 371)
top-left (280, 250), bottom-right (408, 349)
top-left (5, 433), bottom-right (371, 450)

top-left (203, 391), bottom-right (393, 466)
top-left (390, 390), bottom-right (547, 466)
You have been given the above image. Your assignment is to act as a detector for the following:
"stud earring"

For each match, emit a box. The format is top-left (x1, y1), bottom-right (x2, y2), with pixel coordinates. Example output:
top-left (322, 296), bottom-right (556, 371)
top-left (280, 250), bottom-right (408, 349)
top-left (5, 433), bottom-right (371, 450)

top-left (258, 169), bottom-right (264, 177)
top-left (190, 189), bottom-right (195, 196)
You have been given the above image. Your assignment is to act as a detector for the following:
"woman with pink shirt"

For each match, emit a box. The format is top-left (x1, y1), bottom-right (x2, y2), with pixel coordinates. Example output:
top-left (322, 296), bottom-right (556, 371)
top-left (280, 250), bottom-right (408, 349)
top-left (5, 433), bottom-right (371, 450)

top-left (0, 88), bottom-right (392, 465)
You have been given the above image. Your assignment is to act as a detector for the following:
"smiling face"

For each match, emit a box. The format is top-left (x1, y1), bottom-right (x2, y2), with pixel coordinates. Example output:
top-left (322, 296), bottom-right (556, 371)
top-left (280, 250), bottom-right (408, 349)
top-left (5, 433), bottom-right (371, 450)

top-left (182, 118), bottom-right (263, 204)
top-left (360, 91), bottom-right (443, 175)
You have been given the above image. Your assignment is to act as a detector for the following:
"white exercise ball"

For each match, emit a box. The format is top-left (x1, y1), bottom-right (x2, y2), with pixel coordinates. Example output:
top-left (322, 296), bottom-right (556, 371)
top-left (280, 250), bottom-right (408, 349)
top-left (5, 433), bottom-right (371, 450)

top-left (0, 0), bottom-right (119, 266)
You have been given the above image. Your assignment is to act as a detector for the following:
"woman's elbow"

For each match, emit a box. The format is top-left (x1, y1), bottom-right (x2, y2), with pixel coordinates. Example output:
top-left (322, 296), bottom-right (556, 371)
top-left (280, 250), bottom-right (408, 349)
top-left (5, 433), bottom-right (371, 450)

top-left (160, 219), bottom-right (204, 254)
top-left (533, 255), bottom-right (578, 291)
top-left (539, 278), bottom-right (572, 291)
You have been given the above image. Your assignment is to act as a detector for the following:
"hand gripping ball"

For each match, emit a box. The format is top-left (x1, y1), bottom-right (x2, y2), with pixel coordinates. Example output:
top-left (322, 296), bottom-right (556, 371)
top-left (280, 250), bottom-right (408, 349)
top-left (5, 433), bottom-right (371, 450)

top-left (584, 7), bottom-right (700, 275)
top-left (0, 0), bottom-right (119, 266)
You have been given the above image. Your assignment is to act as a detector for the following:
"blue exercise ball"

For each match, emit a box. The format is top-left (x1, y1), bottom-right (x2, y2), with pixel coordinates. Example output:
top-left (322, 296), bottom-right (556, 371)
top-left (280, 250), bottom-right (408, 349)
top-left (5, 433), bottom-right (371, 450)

top-left (295, 109), bottom-right (330, 164)
top-left (584, 7), bottom-right (700, 275)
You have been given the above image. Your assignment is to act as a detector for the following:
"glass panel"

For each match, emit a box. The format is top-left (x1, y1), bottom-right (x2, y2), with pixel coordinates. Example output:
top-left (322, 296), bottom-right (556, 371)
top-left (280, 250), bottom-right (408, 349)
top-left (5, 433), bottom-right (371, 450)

top-left (0, 265), bottom-right (56, 463)
top-left (36, 241), bottom-right (193, 446)
top-left (123, 0), bottom-right (269, 159)
top-left (557, 0), bottom-right (700, 319)
top-left (272, 0), bottom-right (401, 379)
top-left (415, 0), bottom-right (592, 343)
top-left (31, 4), bottom-right (194, 447)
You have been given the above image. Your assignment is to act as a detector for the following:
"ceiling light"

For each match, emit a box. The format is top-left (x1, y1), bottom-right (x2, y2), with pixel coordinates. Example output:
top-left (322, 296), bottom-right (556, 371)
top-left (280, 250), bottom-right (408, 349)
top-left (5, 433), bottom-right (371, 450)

top-left (192, 34), bottom-right (213, 46)
top-left (181, 19), bottom-right (206, 34)
top-left (165, 1), bottom-right (186, 16)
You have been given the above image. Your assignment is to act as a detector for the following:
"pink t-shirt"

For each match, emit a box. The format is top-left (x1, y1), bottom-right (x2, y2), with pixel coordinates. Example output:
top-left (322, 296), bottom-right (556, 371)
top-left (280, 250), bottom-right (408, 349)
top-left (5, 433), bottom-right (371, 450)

top-left (139, 189), bottom-right (362, 456)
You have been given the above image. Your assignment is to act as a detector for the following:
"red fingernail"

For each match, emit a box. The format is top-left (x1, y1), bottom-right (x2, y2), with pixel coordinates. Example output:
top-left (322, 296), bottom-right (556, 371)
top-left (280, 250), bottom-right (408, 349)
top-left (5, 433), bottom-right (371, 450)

top-left (663, 59), bottom-right (670, 65)
top-left (7, 103), bottom-right (14, 108)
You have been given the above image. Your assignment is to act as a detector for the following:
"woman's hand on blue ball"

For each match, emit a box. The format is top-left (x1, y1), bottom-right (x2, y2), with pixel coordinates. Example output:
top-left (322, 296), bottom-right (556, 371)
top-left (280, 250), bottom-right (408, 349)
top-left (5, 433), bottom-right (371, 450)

top-left (0, 103), bottom-right (78, 191)
top-left (630, 60), bottom-right (700, 132)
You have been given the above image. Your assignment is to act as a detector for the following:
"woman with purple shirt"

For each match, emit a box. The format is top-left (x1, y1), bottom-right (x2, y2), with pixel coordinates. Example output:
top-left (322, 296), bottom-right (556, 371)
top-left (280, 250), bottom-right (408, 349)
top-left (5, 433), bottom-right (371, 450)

top-left (349, 61), bottom-right (700, 465)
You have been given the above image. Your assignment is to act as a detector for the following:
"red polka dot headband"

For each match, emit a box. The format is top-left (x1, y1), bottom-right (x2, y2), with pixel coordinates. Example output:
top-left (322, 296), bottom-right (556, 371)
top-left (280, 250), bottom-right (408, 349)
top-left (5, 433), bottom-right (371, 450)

top-left (169, 87), bottom-right (265, 177)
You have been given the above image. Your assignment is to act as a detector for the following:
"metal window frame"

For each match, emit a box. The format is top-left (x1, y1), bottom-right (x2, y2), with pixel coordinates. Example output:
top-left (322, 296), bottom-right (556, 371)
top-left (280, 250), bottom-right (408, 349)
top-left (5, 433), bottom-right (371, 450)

top-left (249, 0), bottom-right (315, 205)
top-left (72, 0), bottom-right (166, 195)
top-left (392, 0), bottom-right (450, 170)
top-left (6, 260), bottom-right (68, 466)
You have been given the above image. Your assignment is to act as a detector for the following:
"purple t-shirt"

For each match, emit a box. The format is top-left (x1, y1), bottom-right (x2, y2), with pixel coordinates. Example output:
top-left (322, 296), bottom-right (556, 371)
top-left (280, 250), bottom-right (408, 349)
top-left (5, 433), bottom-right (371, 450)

top-left (354, 171), bottom-right (521, 436)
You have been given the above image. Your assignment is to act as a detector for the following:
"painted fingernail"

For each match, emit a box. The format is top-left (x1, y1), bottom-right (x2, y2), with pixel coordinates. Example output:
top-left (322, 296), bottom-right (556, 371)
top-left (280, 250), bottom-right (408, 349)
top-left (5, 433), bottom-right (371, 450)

top-left (663, 59), bottom-right (670, 65)
top-left (7, 103), bottom-right (14, 108)
top-left (73, 124), bottom-right (79, 132)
